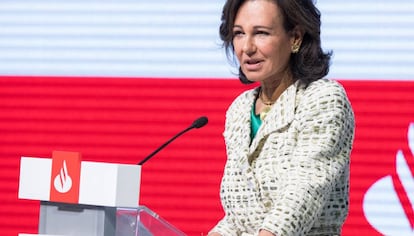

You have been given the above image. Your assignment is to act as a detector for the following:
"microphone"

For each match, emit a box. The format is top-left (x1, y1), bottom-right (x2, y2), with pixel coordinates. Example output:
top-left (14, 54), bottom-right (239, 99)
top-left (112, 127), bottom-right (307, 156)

top-left (137, 116), bottom-right (208, 165)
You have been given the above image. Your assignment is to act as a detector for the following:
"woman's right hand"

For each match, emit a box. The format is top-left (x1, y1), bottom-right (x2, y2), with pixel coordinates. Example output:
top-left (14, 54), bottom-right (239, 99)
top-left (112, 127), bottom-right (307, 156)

top-left (207, 233), bottom-right (222, 236)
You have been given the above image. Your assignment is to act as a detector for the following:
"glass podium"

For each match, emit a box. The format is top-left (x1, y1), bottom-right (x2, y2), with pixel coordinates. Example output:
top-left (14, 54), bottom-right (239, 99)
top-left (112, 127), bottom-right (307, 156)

top-left (39, 201), bottom-right (186, 236)
top-left (116, 206), bottom-right (186, 236)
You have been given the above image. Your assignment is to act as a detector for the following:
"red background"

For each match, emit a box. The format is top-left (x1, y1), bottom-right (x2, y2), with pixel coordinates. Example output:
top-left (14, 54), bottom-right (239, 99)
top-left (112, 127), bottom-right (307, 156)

top-left (0, 77), bottom-right (413, 235)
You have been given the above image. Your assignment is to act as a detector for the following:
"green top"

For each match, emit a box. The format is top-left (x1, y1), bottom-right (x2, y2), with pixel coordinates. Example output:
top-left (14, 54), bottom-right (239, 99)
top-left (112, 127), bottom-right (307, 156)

top-left (250, 101), bottom-right (262, 140)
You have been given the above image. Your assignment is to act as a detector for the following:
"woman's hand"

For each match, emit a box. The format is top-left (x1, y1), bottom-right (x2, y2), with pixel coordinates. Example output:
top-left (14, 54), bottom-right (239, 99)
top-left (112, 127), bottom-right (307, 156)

top-left (207, 233), bottom-right (222, 236)
top-left (259, 229), bottom-right (275, 236)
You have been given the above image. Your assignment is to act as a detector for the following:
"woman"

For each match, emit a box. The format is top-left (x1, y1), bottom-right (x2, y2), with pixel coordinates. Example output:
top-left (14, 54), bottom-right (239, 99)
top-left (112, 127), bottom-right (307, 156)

top-left (209, 0), bottom-right (355, 235)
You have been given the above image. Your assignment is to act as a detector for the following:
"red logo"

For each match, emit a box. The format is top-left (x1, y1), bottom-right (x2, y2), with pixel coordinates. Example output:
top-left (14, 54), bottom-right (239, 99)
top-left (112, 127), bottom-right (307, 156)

top-left (50, 151), bottom-right (82, 204)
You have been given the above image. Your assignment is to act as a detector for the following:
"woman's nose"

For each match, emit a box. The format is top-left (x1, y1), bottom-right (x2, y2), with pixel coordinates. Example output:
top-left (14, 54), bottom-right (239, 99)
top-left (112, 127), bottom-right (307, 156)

top-left (242, 37), bottom-right (256, 55)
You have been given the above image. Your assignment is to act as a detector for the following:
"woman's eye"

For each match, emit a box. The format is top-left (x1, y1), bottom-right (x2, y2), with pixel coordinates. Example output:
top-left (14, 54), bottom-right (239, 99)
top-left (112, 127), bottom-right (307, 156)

top-left (256, 31), bottom-right (269, 35)
top-left (233, 30), bottom-right (243, 36)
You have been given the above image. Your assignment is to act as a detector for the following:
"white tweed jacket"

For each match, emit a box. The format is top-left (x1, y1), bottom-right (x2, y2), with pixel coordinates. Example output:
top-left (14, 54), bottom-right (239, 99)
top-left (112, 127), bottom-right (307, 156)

top-left (210, 79), bottom-right (355, 236)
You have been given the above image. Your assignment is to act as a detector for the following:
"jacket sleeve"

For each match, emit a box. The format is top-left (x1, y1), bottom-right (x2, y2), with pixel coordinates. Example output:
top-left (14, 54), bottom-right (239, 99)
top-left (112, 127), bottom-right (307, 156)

top-left (260, 82), bottom-right (355, 235)
top-left (209, 91), bottom-right (253, 236)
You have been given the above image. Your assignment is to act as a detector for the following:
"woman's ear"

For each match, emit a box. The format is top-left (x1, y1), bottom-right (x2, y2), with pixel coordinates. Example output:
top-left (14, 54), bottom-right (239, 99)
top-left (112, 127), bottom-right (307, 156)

top-left (290, 26), bottom-right (304, 53)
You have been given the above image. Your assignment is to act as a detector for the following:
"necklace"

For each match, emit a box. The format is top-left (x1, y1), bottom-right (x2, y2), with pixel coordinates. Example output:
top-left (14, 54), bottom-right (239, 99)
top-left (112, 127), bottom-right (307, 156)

top-left (258, 90), bottom-right (274, 121)
top-left (257, 71), bottom-right (292, 120)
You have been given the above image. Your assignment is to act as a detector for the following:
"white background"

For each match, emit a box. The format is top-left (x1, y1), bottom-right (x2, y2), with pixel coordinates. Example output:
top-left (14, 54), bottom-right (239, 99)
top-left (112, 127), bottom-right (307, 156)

top-left (0, 0), bottom-right (413, 80)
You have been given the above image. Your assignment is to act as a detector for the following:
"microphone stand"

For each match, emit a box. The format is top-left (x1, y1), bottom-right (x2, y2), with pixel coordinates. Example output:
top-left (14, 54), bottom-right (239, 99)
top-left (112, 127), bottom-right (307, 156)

top-left (137, 126), bottom-right (194, 165)
top-left (137, 116), bottom-right (208, 165)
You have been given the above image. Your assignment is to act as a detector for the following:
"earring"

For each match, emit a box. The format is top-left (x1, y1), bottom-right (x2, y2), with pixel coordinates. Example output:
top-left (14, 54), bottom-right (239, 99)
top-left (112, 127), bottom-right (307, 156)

top-left (291, 44), bottom-right (300, 54)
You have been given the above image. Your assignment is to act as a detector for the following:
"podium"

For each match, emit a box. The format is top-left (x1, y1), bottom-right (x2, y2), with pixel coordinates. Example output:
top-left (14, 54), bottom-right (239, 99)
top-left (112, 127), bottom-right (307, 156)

top-left (18, 151), bottom-right (186, 236)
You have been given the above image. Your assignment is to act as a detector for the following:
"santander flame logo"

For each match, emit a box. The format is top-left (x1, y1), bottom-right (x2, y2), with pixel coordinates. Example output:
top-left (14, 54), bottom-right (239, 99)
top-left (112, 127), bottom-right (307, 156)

top-left (53, 160), bottom-right (73, 193)
top-left (363, 123), bottom-right (414, 236)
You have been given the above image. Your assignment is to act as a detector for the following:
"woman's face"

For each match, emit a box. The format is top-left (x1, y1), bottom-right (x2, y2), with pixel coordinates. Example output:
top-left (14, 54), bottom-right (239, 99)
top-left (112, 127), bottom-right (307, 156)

top-left (233, 0), bottom-right (298, 83)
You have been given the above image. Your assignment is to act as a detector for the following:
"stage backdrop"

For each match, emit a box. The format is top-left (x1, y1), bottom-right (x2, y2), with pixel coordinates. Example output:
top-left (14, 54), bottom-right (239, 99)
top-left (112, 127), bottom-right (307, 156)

top-left (0, 1), bottom-right (413, 236)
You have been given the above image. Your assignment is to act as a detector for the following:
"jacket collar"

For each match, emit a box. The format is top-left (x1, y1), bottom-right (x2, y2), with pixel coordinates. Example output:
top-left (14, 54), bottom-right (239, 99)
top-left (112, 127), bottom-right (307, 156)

top-left (249, 81), bottom-right (299, 154)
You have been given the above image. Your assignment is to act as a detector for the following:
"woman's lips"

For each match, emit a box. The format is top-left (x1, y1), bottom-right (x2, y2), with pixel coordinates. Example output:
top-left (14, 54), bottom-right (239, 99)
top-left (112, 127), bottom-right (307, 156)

top-left (243, 59), bottom-right (263, 71)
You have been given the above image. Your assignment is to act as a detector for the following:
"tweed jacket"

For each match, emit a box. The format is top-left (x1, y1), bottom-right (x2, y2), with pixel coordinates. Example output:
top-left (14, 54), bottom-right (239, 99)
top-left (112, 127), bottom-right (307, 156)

top-left (210, 79), bottom-right (355, 236)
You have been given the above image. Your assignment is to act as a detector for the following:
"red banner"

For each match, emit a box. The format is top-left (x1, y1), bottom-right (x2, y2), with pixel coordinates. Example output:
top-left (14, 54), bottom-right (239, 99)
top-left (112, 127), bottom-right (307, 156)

top-left (1, 77), bottom-right (413, 235)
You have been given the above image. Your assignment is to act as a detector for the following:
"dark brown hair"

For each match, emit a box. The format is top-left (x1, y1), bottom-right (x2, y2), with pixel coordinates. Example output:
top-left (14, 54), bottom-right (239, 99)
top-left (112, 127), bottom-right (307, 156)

top-left (220, 0), bottom-right (332, 85)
